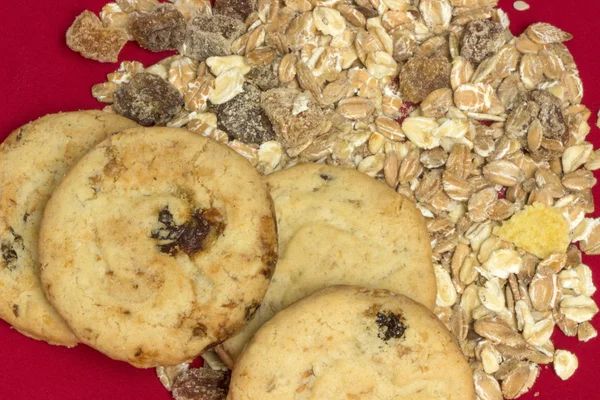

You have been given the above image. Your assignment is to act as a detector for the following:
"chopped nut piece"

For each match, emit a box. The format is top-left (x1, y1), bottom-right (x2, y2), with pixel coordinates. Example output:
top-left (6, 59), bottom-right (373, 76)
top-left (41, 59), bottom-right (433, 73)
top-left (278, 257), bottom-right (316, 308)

top-left (66, 10), bottom-right (129, 63)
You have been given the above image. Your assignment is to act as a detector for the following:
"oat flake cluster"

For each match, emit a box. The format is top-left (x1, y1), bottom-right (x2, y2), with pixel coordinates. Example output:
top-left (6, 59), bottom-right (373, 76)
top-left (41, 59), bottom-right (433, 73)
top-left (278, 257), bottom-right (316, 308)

top-left (69, 0), bottom-right (600, 398)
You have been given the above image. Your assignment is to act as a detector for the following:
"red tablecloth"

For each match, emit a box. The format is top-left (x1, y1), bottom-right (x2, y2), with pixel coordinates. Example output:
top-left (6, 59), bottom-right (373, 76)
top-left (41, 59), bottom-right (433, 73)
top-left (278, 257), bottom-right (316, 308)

top-left (0, 1), bottom-right (599, 399)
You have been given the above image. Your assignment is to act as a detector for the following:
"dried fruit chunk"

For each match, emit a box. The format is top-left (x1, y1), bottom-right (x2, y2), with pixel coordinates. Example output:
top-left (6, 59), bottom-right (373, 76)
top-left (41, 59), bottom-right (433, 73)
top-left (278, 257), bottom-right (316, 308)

top-left (526, 23), bottom-right (573, 45)
top-left (530, 89), bottom-right (568, 160)
top-left (131, 4), bottom-right (186, 52)
top-left (113, 73), bottom-right (183, 125)
top-left (182, 15), bottom-right (246, 61)
top-left (399, 55), bottom-right (451, 103)
top-left (494, 202), bottom-right (570, 259)
top-left (213, 0), bottom-right (257, 21)
top-left (66, 10), bottom-right (129, 63)
top-left (246, 62), bottom-right (280, 91)
top-left (172, 368), bottom-right (231, 400)
top-left (460, 19), bottom-right (505, 65)
top-left (216, 83), bottom-right (275, 144)
top-left (261, 88), bottom-right (330, 150)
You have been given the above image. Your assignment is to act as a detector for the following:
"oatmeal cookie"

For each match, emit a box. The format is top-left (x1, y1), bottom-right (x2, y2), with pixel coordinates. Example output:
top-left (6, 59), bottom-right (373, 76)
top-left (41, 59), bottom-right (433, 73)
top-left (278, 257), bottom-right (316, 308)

top-left (228, 286), bottom-right (474, 400)
top-left (0, 111), bottom-right (138, 346)
top-left (38, 127), bottom-right (277, 367)
top-left (217, 164), bottom-right (435, 367)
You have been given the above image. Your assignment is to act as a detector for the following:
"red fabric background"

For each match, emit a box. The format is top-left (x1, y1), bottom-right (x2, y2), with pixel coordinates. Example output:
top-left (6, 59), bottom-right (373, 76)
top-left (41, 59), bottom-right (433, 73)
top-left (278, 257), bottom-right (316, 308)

top-left (0, 1), bottom-right (598, 399)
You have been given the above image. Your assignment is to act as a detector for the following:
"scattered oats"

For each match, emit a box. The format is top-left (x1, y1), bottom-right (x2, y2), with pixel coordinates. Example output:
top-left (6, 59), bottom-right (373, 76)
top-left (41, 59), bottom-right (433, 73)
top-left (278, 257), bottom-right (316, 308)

top-left (513, 1), bottom-right (530, 12)
top-left (553, 350), bottom-right (578, 380)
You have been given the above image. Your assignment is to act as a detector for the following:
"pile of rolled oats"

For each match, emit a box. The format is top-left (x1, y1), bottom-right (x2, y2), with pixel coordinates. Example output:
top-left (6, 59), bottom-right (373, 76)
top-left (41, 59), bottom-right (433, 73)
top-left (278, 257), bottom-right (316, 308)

top-left (70, 0), bottom-right (600, 398)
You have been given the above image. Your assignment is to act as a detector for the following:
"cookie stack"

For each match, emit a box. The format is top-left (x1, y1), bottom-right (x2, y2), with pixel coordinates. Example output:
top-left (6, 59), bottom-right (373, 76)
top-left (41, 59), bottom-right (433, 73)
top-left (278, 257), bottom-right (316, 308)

top-left (0, 111), bottom-right (277, 367)
top-left (0, 111), bottom-right (474, 398)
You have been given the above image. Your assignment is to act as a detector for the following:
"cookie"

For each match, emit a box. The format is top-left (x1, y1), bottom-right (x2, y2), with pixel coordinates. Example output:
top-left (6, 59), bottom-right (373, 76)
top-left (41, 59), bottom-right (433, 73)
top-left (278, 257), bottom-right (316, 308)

top-left (217, 164), bottom-right (435, 367)
top-left (228, 286), bottom-right (474, 400)
top-left (38, 127), bottom-right (277, 367)
top-left (0, 110), bottom-right (138, 346)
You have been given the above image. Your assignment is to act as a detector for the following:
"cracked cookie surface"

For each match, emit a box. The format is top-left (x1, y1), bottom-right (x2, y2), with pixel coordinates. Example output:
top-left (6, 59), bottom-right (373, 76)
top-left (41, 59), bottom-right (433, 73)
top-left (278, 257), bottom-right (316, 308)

top-left (228, 286), bottom-right (474, 400)
top-left (217, 164), bottom-right (436, 367)
top-left (38, 127), bottom-right (277, 367)
top-left (0, 111), bottom-right (138, 346)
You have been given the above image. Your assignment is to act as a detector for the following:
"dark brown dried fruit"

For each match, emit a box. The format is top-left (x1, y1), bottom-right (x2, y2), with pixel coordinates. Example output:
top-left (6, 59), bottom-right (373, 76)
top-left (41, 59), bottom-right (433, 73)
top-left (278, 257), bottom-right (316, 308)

top-left (182, 15), bottom-right (246, 61)
top-left (460, 20), bottom-right (505, 65)
top-left (245, 63), bottom-right (280, 91)
top-left (216, 83), bottom-right (275, 144)
top-left (113, 73), bottom-right (183, 126)
top-left (66, 10), bottom-right (129, 63)
top-left (375, 311), bottom-right (407, 341)
top-left (172, 368), bottom-right (231, 400)
top-left (399, 55), bottom-right (451, 103)
top-left (530, 89), bottom-right (567, 160)
top-left (131, 4), bottom-right (186, 52)
top-left (150, 207), bottom-right (225, 257)
top-left (1, 242), bottom-right (18, 270)
top-left (213, 0), bottom-right (257, 21)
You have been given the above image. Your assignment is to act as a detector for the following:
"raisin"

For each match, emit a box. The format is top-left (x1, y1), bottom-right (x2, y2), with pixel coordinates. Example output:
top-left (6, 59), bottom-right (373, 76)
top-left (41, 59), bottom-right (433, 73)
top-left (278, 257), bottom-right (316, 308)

top-left (12, 304), bottom-right (19, 317)
top-left (1, 242), bottom-right (18, 270)
top-left (399, 55), bottom-right (451, 103)
top-left (320, 174), bottom-right (333, 181)
top-left (113, 73), bottom-right (183, 126)
top-left (245, 63), bottom-right (280, 91)
top-left (172, 368), bottom-right (231, 400)
top-left (182, 15), bottom-right (246, 61)
top-left (460, 19), bottom-right (506, 65)
top-left (150, 207), bottom-right (225, 257)
top-left (213, 0), bottom-right (257, 21)
top-left (376, 311), bottom-right (407, 341)
top-left (216, 83), bottom-right (275, 144)
top-left (66, 10), bottom-right (129, 63)
top-left (131, 4), bottom-right (186, 52)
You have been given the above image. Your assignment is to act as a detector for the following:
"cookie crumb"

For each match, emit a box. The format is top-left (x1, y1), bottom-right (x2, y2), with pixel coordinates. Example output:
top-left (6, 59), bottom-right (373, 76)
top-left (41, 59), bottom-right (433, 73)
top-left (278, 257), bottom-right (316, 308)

top-left (66, 10), bottom-right (129, 63)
